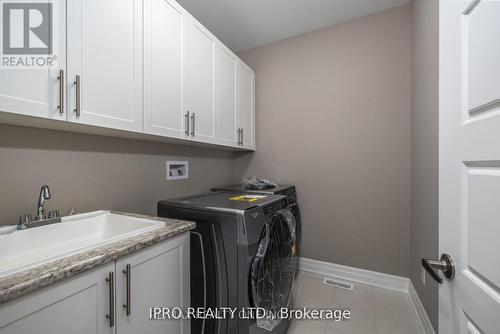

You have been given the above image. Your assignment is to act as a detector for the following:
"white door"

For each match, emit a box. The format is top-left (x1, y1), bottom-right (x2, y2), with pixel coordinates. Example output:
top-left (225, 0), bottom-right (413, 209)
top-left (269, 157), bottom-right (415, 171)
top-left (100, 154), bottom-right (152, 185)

top-left (67, 0), bottom-right (143, 132)
top-left (144, 0), bottom-right (188, 139)
top-left (186, 17), bottom-right (217, 144)
top-left (0, 1), bottom-right (66, 120)
top-left (0, 263), bottom-right (114, 334)
top-left (217, 44), bottom-right (239, 147)
top-left (439, 1), bottom-right (500, 333)
top-left (116, 235), bottom-right (190, 334)
top-left (238, 61), bottom-right (255, 150)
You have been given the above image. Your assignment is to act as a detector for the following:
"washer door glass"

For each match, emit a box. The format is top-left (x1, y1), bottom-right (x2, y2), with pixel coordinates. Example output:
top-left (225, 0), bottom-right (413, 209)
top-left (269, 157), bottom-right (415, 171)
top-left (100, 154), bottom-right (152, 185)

top-left (249, 210), bottom-right (297, 331)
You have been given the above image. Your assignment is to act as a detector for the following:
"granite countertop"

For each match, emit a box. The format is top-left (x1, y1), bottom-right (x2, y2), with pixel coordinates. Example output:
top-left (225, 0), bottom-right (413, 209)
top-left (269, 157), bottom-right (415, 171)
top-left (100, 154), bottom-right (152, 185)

top-left (0, 211), bottom-right (195, 305)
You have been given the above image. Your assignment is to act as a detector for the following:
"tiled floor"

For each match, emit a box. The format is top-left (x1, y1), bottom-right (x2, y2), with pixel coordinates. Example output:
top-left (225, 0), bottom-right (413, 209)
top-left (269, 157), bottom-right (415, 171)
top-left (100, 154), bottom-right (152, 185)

top-left (288, 271), bottom-right (423, 334)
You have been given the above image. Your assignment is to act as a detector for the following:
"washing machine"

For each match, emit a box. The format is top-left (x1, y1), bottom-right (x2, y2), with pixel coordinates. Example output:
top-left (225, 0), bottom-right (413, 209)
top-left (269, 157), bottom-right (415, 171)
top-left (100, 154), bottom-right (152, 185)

top-left (158, 192), bottom-right (297, 334)
top-left (211, 185), bottom-right (302, 255)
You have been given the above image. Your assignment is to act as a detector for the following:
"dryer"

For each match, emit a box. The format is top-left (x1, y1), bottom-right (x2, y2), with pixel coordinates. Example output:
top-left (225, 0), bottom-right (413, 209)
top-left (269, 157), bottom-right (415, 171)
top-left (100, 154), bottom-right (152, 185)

top-left (158, 192), bottom-right (297, 334)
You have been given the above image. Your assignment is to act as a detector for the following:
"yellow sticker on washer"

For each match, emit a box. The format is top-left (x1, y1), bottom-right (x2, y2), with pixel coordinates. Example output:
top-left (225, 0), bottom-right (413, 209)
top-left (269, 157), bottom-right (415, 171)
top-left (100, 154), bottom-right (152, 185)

top-left (229, 195), bottom-right (267, 202)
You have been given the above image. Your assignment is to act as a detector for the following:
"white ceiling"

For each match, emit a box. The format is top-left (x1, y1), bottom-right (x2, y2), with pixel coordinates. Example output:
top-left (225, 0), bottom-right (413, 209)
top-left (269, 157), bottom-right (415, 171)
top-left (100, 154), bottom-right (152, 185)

top-left (176, 0), bottom-right (411, 52)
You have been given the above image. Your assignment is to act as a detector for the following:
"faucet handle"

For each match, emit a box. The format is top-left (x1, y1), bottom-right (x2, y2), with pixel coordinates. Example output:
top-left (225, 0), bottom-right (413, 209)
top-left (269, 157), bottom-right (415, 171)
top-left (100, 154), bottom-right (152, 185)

top-left (19, 214), bottom-right (33, 224)
top-left (18, 214), bottom-right (33, 230)
top-left (48, 210), bottom-right (61, 219)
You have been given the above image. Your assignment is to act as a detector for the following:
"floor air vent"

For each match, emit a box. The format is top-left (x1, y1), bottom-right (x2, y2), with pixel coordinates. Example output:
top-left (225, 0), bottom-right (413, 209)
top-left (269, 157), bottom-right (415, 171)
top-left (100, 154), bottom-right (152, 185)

top-left (322, 277), bottom-right (354, 291)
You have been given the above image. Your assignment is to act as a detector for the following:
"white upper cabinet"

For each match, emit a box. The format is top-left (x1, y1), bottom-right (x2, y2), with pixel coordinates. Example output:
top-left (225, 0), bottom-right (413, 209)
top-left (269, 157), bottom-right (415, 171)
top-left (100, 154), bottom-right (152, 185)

top-left (0, 0), bottom-right (255, 150)
top-left (0, 1), bottom-right (66, 121)
top-left (186, 17), bottom-right (217, 144)
top-left (144, 0), bottom-right (188, 139)
top-left (217, 44), bottom-right (239, 147)
top-left (238, 61), bottom-right (255, 150)
top-left (67, 0), bottom-right (143, 132)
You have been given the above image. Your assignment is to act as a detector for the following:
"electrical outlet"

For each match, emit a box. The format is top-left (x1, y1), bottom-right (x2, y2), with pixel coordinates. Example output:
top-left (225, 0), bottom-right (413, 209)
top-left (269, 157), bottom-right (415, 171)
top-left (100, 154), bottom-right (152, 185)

top-left (421, 266), bottom-right (426, 286)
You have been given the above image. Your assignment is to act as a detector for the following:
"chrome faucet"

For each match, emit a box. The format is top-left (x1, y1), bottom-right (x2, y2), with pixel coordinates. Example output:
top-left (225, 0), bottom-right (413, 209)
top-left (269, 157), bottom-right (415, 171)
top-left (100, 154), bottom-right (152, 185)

top-left (36, 185), bottom-right (52, 220)
top-left (18, 185), bottom-right (61, 230)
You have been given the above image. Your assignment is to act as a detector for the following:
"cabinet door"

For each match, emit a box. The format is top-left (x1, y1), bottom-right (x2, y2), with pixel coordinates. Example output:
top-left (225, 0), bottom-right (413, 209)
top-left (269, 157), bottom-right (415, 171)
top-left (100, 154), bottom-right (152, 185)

top-left (116, 234), bottom-right (190, 334)
top-left (0, 1), bottom-right (66, 120)
top-left (0, 263), bottom-right (114, 334)
top-left (67, 0), bottom-right (143, 132)
top-left (144, 0), bottom-right (188, 139)
top-left (238, 61), bottom-right (255, 150)
top-left (186, 17), bottom-right (217, 144)
top-left (217, 44), bottom-right (239, 147)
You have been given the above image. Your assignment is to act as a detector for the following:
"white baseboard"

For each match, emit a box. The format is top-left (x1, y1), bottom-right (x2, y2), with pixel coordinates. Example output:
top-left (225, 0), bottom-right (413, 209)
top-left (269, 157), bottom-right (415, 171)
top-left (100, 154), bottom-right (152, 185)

top-left (408, 281), bottom-right (436, 334)
top-left (298, 257), bottom-right (436, 334)
top-left (299, 257), bottom-right (409, 293)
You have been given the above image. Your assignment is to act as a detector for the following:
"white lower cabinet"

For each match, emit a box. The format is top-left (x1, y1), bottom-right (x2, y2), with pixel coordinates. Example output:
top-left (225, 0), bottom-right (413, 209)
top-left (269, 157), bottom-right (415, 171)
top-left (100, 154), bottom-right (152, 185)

top-left (0, 234), bottom-right (190, 334)
top-left (116, 234), bottom-right (190, 334)
top-left (0, 262), bottom-right (114, 334)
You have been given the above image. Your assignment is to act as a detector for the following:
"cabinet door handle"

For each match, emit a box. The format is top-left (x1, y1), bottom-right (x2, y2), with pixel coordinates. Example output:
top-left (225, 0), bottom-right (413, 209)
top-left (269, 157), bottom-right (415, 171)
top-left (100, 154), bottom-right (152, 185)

top-left (105, 271), bottom-right (115, 327)
top-left (122, 264), bottom-right (131, 316)
top-left (241, 128), bottom-right (244, 145)
top-left (57, 69), bottom-right (64, 114)
top-left (73, 75), bottom-right (81, 117)
top-left (238, 128), bottom-right (242, 145)
top-left (185, 111), bottom-right (190, 136)
top-left (190, 113), bottom-right (195, 137)
top-left (236, 128), bottom-right (240, 145)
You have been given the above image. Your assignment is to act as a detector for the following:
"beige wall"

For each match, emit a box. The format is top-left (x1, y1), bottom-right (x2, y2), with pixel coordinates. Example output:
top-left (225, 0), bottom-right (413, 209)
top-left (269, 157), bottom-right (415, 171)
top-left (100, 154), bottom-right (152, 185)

top-left (0, 124), bottom-right (235, 226)
top-left (410, 0), bottom-right (439, 330)
top-left (235, 5), bottom-right (412, 276)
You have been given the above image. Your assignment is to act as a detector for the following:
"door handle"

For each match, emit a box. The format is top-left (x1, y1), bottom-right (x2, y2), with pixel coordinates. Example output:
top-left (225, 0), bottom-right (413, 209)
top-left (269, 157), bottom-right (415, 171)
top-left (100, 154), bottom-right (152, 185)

top-left (105, 271), bottom-right (115, 327)
top-left (57, 69), bottom-right (64, 114)
top-left (74, 75), bottom-right (81, 117)
top-left (122, 264), bottom-right (131, 316)
top-left (422, 254), bottom-right (455, 284)
top-left (241, 128), bottom-right (244, 145)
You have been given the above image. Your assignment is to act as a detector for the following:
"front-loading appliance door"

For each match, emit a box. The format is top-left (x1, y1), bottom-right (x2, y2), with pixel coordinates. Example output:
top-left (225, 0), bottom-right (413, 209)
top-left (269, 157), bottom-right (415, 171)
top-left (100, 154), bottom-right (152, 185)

top-left (249, 211), bottom-right (297, 332)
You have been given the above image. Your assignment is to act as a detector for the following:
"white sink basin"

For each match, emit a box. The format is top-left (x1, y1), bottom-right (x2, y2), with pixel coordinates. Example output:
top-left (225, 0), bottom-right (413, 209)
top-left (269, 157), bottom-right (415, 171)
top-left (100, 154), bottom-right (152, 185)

top-left (0, 211), bottom-right (164, 277)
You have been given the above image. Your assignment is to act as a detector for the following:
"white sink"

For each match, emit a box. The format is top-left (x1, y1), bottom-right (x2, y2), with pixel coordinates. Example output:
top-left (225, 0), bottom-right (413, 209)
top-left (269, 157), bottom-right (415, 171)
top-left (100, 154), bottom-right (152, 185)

top-left (0, 211), bottom-right (164, 277)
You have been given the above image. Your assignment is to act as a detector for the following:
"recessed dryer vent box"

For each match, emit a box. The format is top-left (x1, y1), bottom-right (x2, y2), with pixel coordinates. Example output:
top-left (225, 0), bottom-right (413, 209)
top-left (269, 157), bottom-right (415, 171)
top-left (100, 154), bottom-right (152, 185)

top-left (166, 161), bottom-right (189, 180)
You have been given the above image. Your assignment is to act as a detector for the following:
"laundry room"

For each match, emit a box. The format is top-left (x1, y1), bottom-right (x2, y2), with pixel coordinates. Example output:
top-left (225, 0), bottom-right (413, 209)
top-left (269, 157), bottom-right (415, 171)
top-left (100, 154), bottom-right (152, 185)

top-left (0, 0), bottom-right (498, 334)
